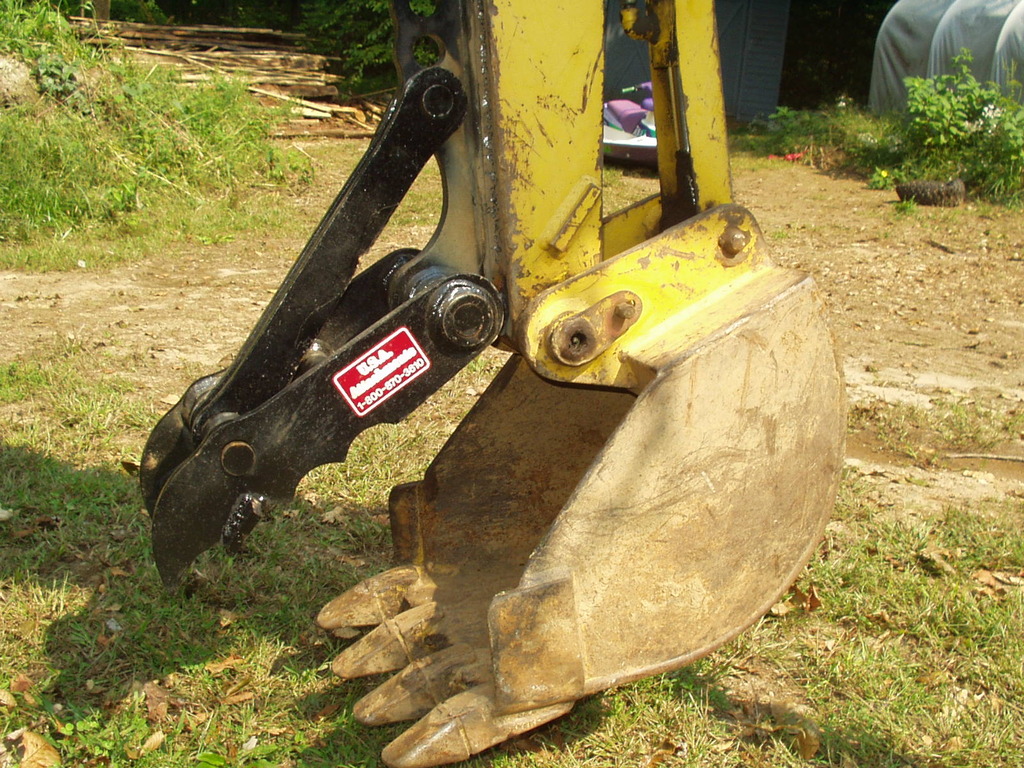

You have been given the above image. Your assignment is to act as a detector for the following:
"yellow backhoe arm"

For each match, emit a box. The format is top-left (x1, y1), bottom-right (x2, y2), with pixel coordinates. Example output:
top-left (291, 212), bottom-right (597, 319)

top-left (141, 2), bottom-right (845, 766)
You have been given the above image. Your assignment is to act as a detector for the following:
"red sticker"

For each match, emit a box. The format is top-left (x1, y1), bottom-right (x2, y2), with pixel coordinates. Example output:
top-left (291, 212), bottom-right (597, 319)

top-left (332, 327), bottom-right (432, 417)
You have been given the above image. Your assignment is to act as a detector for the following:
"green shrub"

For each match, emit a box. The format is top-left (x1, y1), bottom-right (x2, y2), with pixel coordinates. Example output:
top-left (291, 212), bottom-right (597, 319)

top-left (0, 0), bottom-right (305, 244)
top-left (298, 0), bottom-right (440, 91)
top-left (33, 51), bottom-right (88, 110)
top-left (902, 52), bottom-right (1024, 204)
top-left (299, 0), bottom-right (395, 87)
top-left (733, 51), bottom-right (1024, 206)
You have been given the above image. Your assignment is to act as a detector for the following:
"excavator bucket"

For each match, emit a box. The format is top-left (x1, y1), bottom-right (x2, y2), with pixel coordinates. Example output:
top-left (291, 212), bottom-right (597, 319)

top-left (140, 1), bottom-right (845, 766)
top-left (317, 242), bottom-right (844, 768)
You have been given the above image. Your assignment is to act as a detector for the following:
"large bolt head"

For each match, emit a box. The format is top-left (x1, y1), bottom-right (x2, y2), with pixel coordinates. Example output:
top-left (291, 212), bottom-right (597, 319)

top-left (422, 83), bottom-right (454, 119)
top-left (718, 226), bottom-right (750, 264)
top-left (221, 440), bottom-right (256, 477)
top-left (432, 279), bottom-right (501, 351)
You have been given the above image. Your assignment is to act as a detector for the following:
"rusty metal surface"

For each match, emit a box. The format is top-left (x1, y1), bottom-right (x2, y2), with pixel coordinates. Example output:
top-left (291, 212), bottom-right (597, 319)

top-left (546, 290), bottom-right (642, 366)
top-left (317, 269), bottom-right (844, 767)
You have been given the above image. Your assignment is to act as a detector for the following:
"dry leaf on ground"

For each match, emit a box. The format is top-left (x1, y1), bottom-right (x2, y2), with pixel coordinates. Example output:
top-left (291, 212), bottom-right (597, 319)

top-left (18, 731), bottom-right (61, 768)
top-left (205, 654), bottom-right (245, 674)
top-left (769, 699), bottom-right (822, 760)
top-left (313, 702), bottom-right (340, 720)
top-left (141, 730), bottom-right (166, 755)
top-left (320, 506), bottom-right (347, 524)
top-left (10, 674), bottom-right (33, 693)
top-left (143, 681), bottom-right (171, 723)
top-left (220, 691), bottom-right (255, 706)
top-left (917, 547), bottom-right (958, 576)
top-left (972, 568), bottom-right (1024, 598)
top-left (770, 584), bottom-right (822, 616)
top-left (641, 739), bottom-right (685, 766)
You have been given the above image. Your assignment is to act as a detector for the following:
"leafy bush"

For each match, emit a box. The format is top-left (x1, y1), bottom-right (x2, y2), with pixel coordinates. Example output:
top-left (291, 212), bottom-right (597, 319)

top-left (734, 52), bottom-right (1024, 206)
top-left (33, 51), bottom-right (87, 109)
top-left (299, 0), bottom-right (395, 87)
top-left (0, 0), bottom-right (304, 244)
top-left (299, 0), bottom-right (438, 90)
top-left (902, 53), bottom-right (1024, 204)
top-left (734, 100), bottom-right (904, 174)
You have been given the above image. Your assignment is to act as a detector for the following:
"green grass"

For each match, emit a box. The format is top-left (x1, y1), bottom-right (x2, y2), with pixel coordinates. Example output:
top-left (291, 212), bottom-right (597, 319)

top-left (0, 183), bottom-right (299, 272)
top-left (802, 502), bottom-right (1024, 766)
top-left (850, 397), bottom-right (1024, 465)
top-left (2, 308), bottom-right (1023, 768)
top-left (0, 0), bottom-right (311, 268)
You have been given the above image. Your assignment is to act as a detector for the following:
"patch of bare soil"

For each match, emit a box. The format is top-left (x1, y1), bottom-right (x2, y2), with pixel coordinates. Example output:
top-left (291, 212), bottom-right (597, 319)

top-left (0, 140), bottom-right (372, 404)
top-left (734, 161), bottom-right (1024, 511)
top-left (0, 143), bottom-right (1022, 515)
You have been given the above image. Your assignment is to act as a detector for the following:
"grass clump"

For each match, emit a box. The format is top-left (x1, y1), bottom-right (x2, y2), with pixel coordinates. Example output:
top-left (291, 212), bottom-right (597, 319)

top-left (734, 100), bottom-right (905, 176)
top-left (734, 51), bottom-right (1024, 205)
top-left (0, 0), bottom-right (308, 264)
top-left (849, 396), bottom-right (1022, 465)
top-left (799, 499), bottom-right (1024, 766)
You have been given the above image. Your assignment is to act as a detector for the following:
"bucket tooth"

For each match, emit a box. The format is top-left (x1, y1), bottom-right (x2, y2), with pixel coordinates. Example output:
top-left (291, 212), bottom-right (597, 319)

top-left (331, 602), bottom-right (446, 679)
top-left (317, 565), bottom-right (434, 632)
top-left (380, 686), bottom-right (572, 768)
top-left (354, 644), bottom-right (489, 726)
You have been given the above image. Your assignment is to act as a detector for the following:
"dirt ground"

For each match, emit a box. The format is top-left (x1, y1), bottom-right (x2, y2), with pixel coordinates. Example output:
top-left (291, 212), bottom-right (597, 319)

top-left (1, 141), bottom-right (1022, 517)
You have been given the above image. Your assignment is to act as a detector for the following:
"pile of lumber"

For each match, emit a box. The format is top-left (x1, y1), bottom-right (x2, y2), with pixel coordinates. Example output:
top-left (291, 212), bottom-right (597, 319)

top-left (256, 87), bottom-right (391, 139)
top-left (68, 16), bottom-right (304, 51)
top-left (69, 16), bottom-right (393, 136)
top-left (69, 16), bottom-right (339, 94)
top-left (130, 49), bottom-right (337, 90)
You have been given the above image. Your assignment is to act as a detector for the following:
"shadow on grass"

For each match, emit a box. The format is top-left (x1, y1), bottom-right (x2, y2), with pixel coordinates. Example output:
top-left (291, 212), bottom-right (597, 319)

top-left (1, 444), bottom-right (917, 767)
top-left (0, 443), bottom-right (402, 765)
top-left (656, 668), bottom-right (923, 768)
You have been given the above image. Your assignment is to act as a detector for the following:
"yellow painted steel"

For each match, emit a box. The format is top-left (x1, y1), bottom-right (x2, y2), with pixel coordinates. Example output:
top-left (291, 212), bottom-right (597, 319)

top-left (487, 0), bottom-right (606, 325)
top-left (521, 204), bottom-right (772, 389)
top-left (601, 195), bottom-right (662, 258)
top-left (649, 0), bottom-right (733, 211)
top-left (491, 0), bottom-right (742, 387)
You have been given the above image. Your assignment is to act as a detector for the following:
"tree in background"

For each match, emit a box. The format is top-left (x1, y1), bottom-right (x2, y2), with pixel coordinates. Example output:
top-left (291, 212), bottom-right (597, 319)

top-left (298, 0), bottom-right (397, 87)
top-left (780, 0), bottom-right (894, 108)
top-left (99, 0), bottom-right (897, 103)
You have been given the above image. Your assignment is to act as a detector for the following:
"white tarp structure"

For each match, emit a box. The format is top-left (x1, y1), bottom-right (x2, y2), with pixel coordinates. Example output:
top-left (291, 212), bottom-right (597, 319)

top-left (994, 2), bottom-right (1024, 89)
top-left (870, 0), bottom-right (1024, 112)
